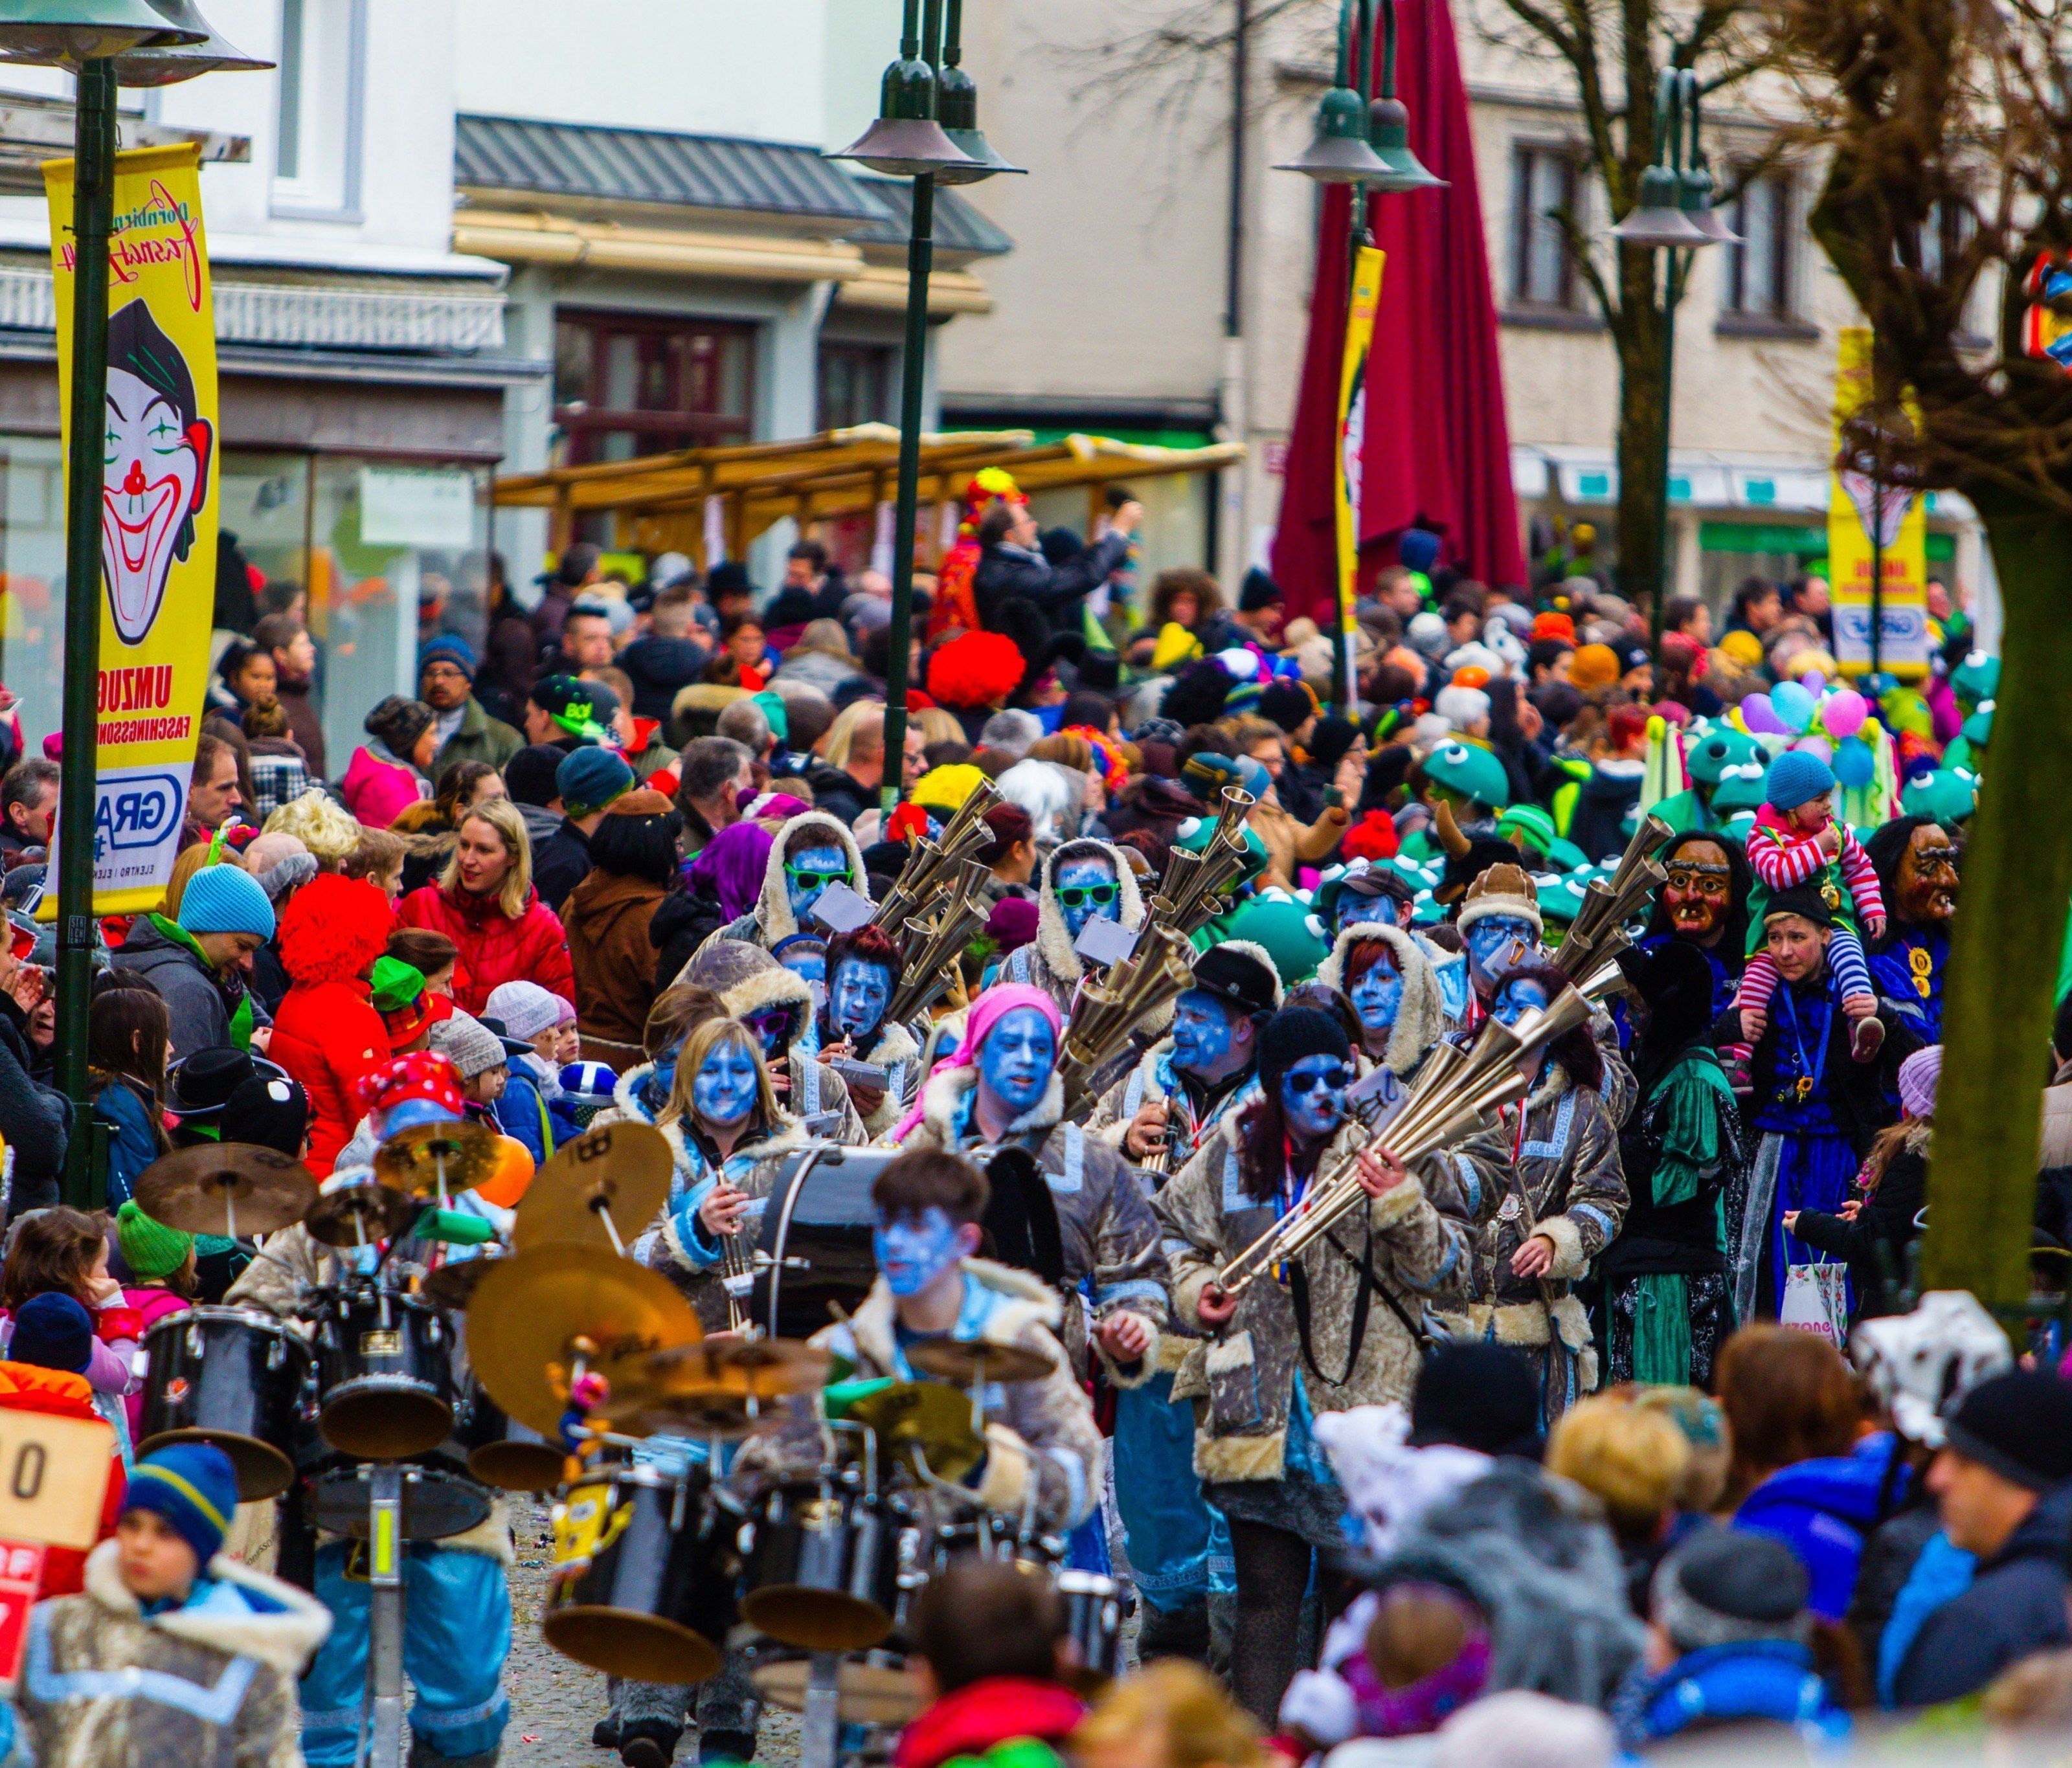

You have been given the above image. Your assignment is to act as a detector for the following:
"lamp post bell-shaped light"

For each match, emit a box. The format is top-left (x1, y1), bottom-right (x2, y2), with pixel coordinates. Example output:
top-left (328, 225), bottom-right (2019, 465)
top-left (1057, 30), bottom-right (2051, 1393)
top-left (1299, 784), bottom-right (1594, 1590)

top-left (97, 0), bottom-right (270, 84)
top-left (826, 0), bottom-right (976, 180)
top-left (934, 62), bottom-right (1021, 185)
top-left (1278, 85), bottom-right (1391, 185)
top-left (0, 0), bottom-right (198, 65)
top-left (1680, 161), bottom-right (1740, 245)
top-left (1366, 96), bottom-right (1445, 192)
top-left (1612, 164), bottom-right (1711, 247)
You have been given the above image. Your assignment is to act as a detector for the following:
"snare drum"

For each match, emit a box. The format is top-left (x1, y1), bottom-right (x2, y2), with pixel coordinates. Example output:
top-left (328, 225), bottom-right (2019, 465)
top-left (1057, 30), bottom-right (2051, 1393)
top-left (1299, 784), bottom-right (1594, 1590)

top-left (741, 1476), bottom-right (901, 1651)
top-left (137, 1308), bottom-right (312, 1499)
top-left (543, 1464), bottom-right (745, 1685)
top-left (313, 1287), bottom-right (455, 1460)
top-left (304, 1456), bottom-right (493, 1543)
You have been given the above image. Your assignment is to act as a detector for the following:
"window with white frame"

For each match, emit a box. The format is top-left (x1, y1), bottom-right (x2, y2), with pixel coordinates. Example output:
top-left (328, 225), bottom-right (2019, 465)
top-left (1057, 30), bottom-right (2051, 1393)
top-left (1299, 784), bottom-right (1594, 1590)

top-left (273, 0), bottom-right (361, 216)
top-left (1508, 144), bottom-right (1587, 312)
top-left (1724, 172), bottom-right (1798, 322)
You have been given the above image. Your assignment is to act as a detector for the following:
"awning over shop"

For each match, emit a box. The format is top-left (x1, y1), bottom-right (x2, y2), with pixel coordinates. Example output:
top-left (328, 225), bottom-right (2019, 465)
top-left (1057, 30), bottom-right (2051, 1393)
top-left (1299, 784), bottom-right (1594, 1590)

top-left (491, 424), bottom-right (1245, 559)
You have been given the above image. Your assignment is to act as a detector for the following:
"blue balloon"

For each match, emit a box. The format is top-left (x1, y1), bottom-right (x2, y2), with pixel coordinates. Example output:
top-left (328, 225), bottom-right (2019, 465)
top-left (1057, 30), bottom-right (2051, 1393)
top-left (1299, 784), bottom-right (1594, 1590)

top-left (1834, 735), bottom-right (1876, 790)
top-left (1772, 680), bottom-right (1817, 732)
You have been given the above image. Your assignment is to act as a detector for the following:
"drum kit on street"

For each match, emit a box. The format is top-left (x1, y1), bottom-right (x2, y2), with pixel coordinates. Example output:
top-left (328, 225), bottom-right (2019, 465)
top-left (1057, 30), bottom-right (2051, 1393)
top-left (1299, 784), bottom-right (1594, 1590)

top-left (126, 1119), bottom-right (1120, 1767)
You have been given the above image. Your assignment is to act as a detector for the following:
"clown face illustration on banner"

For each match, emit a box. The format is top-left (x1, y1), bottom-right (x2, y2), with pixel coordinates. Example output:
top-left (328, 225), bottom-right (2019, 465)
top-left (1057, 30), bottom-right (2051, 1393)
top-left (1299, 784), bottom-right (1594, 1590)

top-left (100, 300), bottom-right (213, 646)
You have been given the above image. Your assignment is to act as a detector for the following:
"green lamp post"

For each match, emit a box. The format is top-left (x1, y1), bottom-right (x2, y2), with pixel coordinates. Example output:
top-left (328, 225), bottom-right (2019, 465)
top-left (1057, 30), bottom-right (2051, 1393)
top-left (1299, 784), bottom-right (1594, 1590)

top-left (0, 0), bottom-right (267, 1207)
top-left (828, 0), bottom-right (995, 812)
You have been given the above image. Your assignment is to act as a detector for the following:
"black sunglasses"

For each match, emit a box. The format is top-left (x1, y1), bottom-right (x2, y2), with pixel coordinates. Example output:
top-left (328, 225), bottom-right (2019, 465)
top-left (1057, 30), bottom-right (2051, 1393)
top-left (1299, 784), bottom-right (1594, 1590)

top-left (1285, 1066), bottom-right (1351, 1096)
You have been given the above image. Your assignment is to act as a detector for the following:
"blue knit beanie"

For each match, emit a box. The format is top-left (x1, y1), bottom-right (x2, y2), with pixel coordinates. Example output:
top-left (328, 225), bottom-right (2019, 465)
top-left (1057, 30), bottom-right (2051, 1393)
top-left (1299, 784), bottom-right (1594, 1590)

top-left (1763, 750), bottom-right (1836, 813)
top-left (177, 865), bottom-right (277, 939)
top-left (556, 746), bottom-right (635, 816)
top-left (420, 635), bottom-right (477, 682)
top-left (123, 1444), bottom-right (238, 1568)
top-left (9, 1292), bottom-right (91, 1372)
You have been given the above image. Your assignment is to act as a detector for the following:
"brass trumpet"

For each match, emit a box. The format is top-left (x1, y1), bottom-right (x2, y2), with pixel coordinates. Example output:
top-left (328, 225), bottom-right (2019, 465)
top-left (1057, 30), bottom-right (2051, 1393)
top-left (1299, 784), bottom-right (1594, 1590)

top-left (1210, 977), bottom-right (1606, 1299)
top-left (1552, 812), bottom-right (1673, 979)
top-left (883, 858), bottom-right (993, 1026)
top-left (871, 778), bottom-right (1004, 954)
top-left (1057, 926), bottom-right (1198, 1116)
top-left (1141, 785), bottom-right (1256, 947)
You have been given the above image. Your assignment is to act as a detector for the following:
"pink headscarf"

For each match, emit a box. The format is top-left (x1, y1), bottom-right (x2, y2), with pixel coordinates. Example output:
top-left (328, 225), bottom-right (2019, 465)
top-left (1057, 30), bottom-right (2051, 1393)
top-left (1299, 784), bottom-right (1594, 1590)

top-left (887, 981), bottom-right (1063, 1144)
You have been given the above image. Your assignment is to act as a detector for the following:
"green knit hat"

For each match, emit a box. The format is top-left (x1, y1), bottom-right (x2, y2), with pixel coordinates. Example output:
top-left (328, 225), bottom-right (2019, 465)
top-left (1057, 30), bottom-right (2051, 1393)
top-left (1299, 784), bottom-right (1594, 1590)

top-left (117, 1200), bottom-right (194, 1281)
top-left (370, 957), bottom-right (426, 1013)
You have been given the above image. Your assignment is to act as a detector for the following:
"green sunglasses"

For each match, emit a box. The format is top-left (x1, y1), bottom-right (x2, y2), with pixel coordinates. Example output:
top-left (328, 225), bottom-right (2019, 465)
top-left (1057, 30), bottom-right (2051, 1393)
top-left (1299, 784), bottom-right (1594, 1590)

top-left (1056, 882), bottom-right (1120, 910)
top-left (785, 863), bottom-right (852, 889)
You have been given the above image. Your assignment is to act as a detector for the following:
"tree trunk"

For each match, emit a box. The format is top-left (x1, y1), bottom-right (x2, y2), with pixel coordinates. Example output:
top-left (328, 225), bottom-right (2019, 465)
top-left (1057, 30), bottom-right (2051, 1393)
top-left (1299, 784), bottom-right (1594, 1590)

top-left (1612, 300), bottom-right (1666, 613)
top-left (1920, 489), bottom-right (2072, 1306)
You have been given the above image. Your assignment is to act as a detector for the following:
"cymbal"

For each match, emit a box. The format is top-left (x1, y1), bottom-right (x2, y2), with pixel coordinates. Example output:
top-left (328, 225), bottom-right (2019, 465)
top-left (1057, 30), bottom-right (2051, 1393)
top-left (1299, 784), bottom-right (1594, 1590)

top-left (134, 1143), bottom-right (317, 1238)
top-left (303, 1178), bottom-right (422, 1249)
top-left (906, 1337), bottom-right (1055, 1388)
top-left (612, 1391), bottom-right (788, 1442)
top-left (648, 1337), bottom-right (833, 1398)
top-left (752, 1657), bottom-right (921, 1727)
top-left (466, 1244), bottom-right (701, 1436)
top-left (843, 1380), bottom-right (984, 1483)
top-left (418, 1255), bottom-right (503, 1312)
top-left (513, 1121), bottom-right (673, 1253)
top-left (374, 1118), bottom-right (501, 1198)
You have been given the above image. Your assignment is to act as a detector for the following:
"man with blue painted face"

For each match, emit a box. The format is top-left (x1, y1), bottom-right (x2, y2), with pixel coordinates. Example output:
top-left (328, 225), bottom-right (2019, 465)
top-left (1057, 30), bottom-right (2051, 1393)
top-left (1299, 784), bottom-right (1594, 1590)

top-left (1314, 921), bottom-right (1448, 1083)
top-left (815, 924), bottom-right (921, 1137)
top-left (1439, 958), bottom-right (1630, 1429)
top-left (891, 982), bottom-right (1167, 1387)
top-left (701, 810), bottom-right (870, 956)
top-left (757, 1148), bottom-right (1103, 1534)
top-left (1153, 1006), bottom-right (1478, 1723)
top-left (998, 838), bottom-right (1151, 1022)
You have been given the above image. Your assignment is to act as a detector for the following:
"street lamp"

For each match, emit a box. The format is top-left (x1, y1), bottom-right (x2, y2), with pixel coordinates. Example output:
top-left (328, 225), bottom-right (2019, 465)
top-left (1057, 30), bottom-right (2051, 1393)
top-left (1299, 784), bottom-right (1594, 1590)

top-left (1277, 0), bottom-right (1442, 709)
top-left (828, 0), bottom-right (993, 811)
top-left (1607, 68), bottom-right (1728, 639)
top-left (0, 0), bottom-right (265, 1205)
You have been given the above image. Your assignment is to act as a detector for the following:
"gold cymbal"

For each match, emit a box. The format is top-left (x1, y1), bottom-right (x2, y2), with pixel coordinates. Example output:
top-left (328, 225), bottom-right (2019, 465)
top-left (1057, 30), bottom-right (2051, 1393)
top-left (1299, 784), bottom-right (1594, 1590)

top-left (374, 1118), bottom-right (501, 1198)
top-left (612, 1391), bottom-right (788, 1442)
top-left (905, 1337), bottom-right (1055, 1388)
top-left (466, 1244), bottom-right (703, 1436)
top-left (303, 1178), bottom-right (421, 1249)
top-left (843, 1380), bottom-right (984, 1483)
top-left (513, 1121), bottom-right (673, 1253)
top-left (649, 1337), bottom-right (833, 1398)
top-left (134, 1143), bottom-right (317, 1238)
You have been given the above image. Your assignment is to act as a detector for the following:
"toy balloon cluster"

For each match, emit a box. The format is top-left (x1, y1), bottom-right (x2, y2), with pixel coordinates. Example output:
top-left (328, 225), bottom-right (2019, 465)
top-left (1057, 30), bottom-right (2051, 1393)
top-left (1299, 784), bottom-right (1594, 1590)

top-left (1734, 673), bottom-right (1879, 790)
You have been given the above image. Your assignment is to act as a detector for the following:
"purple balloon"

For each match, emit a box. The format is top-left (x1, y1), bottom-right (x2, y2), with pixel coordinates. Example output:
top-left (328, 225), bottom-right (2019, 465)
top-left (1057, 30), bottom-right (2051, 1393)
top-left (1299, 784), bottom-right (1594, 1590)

top-left (1740, 695), bottom-right (1786, 735)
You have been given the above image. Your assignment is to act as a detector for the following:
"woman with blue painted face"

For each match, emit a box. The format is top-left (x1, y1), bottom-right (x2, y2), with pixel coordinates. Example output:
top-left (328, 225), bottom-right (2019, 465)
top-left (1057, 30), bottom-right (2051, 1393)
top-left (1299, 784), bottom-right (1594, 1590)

top-left (1314, 922), bottom-right (1448, 1082)
top-left (998, 838), bottom-right (1151, 1023)
top-left (813, 924), bottom-right (921, 1137)
top-left (701, 810), bottom-right (870, 956)
top-left (1154, 1006), bottom-right (1478, 1723)
top-left (890, 981), bottom-right (1167, 1388)
top-left (1437, 960), bottom-right (1628, 1429)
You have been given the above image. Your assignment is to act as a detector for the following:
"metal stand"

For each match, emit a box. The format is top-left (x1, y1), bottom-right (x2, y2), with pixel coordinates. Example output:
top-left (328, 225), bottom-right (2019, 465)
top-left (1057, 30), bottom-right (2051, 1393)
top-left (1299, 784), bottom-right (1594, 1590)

top-left (800, 1651), bottom-right (842, 1768)
top-left (360, 1463), bottom-right (406, 1768)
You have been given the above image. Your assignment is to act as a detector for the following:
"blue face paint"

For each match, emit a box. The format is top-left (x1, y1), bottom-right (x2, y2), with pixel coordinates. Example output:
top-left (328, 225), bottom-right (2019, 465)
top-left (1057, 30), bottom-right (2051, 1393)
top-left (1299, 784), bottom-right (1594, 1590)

top-left (980, 1007), bottom-right (1055, 1117)
top-left (1465, 913), bottom-right (1537, 982)
top-left (1336, 893), bottom-right (1384, 935)
top-left (692, 1038), bottom-right (760, 1126)
top-left (1349, 956), bottom-right (1405, 1038)
top-left (1171, 990), bottom-right (1235, 1076)
top-left (830, 959), bottom-right (894, 1040)
top-left (1279, 1053), bottom-right (1350, 1142)
top-left (1490, 977), bottom-right (1551, 1028)
top-left (785, 844), bottom-right (851, 921)
top-left (779, 948), bottom-right (826, 989)
top-left (873, 1205), bottom-right (965, 1298)
top-left (1055, 856), bottom-right (1120, 942)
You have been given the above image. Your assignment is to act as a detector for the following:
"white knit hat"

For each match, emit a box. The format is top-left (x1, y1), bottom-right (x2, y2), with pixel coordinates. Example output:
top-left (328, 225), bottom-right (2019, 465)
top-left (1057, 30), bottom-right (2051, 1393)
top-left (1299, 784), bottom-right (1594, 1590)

top-left (483, 981), bottom-right (570, 1043)
top-left (427, 1011), bottom-right (508, 1080)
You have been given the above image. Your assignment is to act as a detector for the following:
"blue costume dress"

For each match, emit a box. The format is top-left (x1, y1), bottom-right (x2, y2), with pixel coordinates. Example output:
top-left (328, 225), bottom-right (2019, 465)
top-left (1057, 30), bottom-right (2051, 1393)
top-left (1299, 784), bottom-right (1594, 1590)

top-left (1869, 924), bottom-right (1948, 1043)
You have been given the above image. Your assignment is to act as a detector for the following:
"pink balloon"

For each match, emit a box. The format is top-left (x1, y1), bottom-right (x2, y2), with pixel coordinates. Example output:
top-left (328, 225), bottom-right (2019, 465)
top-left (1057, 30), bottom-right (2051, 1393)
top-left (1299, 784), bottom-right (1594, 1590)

top-left (1739, 695), bottom-right (1786, 735)
top-left (1796, 736), bottom-right (1834, 763)
top-left (1822, 689), bottom-right (1868, 740)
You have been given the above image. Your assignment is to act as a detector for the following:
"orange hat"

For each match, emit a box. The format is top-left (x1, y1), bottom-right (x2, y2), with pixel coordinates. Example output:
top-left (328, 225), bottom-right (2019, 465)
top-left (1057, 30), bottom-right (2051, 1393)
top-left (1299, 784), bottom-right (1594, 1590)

top-left (1569, 643), bottom-right (1620, 693)
top-left (1531, 612), bottom-right (1577, 644)
top-left (1451, 665), bottom-right (1491, 690)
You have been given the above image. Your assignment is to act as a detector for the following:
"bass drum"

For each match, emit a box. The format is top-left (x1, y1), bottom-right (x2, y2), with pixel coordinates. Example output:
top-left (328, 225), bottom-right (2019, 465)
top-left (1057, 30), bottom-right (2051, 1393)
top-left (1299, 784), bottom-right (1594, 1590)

top-left (137, 1308), bottom-right (312, 1500)
top-left (748, 1146), bottom-right (895, 1342)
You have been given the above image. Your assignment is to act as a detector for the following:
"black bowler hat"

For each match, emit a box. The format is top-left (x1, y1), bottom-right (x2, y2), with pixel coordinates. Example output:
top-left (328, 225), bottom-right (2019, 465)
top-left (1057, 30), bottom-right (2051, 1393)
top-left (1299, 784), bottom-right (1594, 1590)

top-left (167, 1048), bottom-right (286, 1119)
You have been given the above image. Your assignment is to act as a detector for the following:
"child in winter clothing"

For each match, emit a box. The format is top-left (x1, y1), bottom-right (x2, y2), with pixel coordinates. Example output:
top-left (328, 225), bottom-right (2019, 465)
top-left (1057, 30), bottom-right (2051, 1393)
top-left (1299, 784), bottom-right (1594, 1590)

top-left (85, 979), bottom-right (172, 1211)
top-left (17, 1443), bottom-right (331, 1768)
top-left (1735, 752), bottom-right (1885, 1063)
top-left (484, 980), bottom-right (581, 1159)
top-left (0, 1211), bottom-right (141, 1423)
top-left (0, 1293), bottom-right (126, 1600)
top-left (426, 1012), bottom-right (510, 1132)
top-left (111, 1201), bottom-right (196, 1437)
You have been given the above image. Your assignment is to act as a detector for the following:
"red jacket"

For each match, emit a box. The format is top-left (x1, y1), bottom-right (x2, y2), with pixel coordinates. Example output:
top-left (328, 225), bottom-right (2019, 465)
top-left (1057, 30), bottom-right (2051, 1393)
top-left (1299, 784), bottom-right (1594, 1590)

top-left (893, 1679), bottom-right (1085, 1768)
top-left (0, 1361), bottom-right (122, 1600)
top-left (271, 976), bottom-right (389, 1175)
top-left (394, 881), bottom-right (576, 1016)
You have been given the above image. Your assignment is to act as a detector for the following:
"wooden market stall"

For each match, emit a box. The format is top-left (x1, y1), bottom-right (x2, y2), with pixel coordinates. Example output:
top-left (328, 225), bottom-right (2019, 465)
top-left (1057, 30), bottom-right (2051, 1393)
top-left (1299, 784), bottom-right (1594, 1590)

top-left (491, 423), bottom-right (1245, 565)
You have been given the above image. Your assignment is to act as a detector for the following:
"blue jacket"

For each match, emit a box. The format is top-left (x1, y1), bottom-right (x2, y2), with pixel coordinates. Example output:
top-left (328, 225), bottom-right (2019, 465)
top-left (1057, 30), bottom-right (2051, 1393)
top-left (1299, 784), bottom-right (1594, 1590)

top-left (1736, 1434), bottom-right (1907, 1620)
top-left (1619, 1640), bottom-right (1848, 1750)
top-left (494, 1067), bottom-right (554, 1168)
top-left (91, 1079), bottom-right (161, 1211)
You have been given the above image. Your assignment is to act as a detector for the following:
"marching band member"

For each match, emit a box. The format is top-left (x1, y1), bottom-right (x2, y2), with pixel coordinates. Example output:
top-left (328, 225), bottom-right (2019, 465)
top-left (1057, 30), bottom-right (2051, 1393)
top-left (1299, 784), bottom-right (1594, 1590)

top-left (997, 838), bottom-right (1151, 1020)
top-left (1314, 922), bottom-right (1449, 1085)
top-left (674, 939), bottom-right (867, 1141)
top-left (887, 983), bottom-right (1166, 1382)
top-left (699, 809), bottom-right (871, 956)
top-left (1154, 1006), bottom-right (1477, 1725)
top-left (1438, 961), bottom-right (1629, 1427)
top-left (814, 924), bottom-right (923, 1137)
top-left (596, 982), bottom-right (725, 1136)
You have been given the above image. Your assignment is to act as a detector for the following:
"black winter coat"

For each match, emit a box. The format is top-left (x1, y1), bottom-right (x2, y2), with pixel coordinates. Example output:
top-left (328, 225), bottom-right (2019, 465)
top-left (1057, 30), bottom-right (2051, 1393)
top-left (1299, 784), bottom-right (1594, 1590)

top-left (0, 994), bottom-right (69, 1220)
top-left (1787, 1144), bottom-right (1926, 1317)
top-left (804, 763), bottom-right (870, 828)
top-left (532, 818), bottom-right (594, 915)
top-left (974, 532), bottom-right (1131, 638)
top-left (649, 883), bottom-right (730, 995)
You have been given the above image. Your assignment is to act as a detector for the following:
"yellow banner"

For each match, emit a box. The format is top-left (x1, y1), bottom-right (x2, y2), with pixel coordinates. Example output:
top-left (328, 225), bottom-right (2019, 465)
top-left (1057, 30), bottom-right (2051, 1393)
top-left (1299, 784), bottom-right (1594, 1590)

top-left (43, 144), bottom-right (220, 913)
top-left (1334, 247), bottom-right (1385, 702)
top-left (1828, 326), bottom-right (1929, 682)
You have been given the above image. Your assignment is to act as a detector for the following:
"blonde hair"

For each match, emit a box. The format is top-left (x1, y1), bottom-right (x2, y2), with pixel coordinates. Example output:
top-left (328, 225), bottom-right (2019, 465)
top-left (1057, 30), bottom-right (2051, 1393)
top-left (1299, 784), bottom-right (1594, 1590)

top-left (1632, 1386), bottom-right (1732, 1514)
top-left (823, 699), bottom-right (887, 770)
top-left (264, 789), bottom-right (363, 865)
top-left (342, 828), bottom-right (407, 889)
top-left (1547, 1396), bottom-right (1691, 1541)
top-left (913, 706), bottom-right (964, 750)
top-left (1029, 732), bottom-right (1095, 774)
top-left (1074, 1660), bottom-right (1269, 1768)
top-left (161, 844), bottom-right (246, 918)
top-left (440, 796), bottom-right (532, 920)
top-left (659, 1017), bottom-right (780, 1132)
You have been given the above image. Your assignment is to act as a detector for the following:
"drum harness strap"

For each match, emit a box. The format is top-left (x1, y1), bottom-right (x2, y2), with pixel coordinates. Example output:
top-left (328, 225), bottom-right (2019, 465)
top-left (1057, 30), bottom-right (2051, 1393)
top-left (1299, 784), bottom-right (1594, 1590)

top-left (1286, 1221), bottom-right (1432, 1385)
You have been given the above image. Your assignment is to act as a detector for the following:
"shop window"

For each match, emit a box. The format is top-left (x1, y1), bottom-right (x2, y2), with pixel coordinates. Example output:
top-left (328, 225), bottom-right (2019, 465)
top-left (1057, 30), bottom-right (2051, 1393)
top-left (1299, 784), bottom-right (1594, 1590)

top-left (818, 341), bottom-right (897, 431)
top-left (1723, 173), bottom-right (1799, 324)
top-left (273, 0), bottom-right (363, 216)
top-left (554, 311), bottom-right (756, 469)
top-left (1508, 145), bottom-right (1586, 313)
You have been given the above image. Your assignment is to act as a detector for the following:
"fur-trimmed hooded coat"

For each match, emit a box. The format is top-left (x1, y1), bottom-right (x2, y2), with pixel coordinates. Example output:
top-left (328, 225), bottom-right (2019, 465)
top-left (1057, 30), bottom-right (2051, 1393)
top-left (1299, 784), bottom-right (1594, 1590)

top-left (703, 809), bottom-right (872, 953)
top-left (809, 1013), bottom-right (922, 1138)
top-left (268, 874), bottom-right (393, 1176)
top-left (894, 1061), bottom-right (1169, 1383)
top-left (1154, 1110), bottom-right (1479, 1485)
top-left (997, 838), bottom-right (1151, 1023)
top-left (1316, 921), bottom-right (1450, 1078)
top-left (17, 1538), bottom-right (331, 1768)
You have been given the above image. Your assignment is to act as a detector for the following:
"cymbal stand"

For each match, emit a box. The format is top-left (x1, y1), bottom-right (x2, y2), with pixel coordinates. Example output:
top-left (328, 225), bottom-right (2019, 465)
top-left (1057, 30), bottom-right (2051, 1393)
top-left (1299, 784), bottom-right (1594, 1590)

top-left (800, 1652), bottom-right (842, 1768)
top-left (356, 1462), bottom-right (405, 1768)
